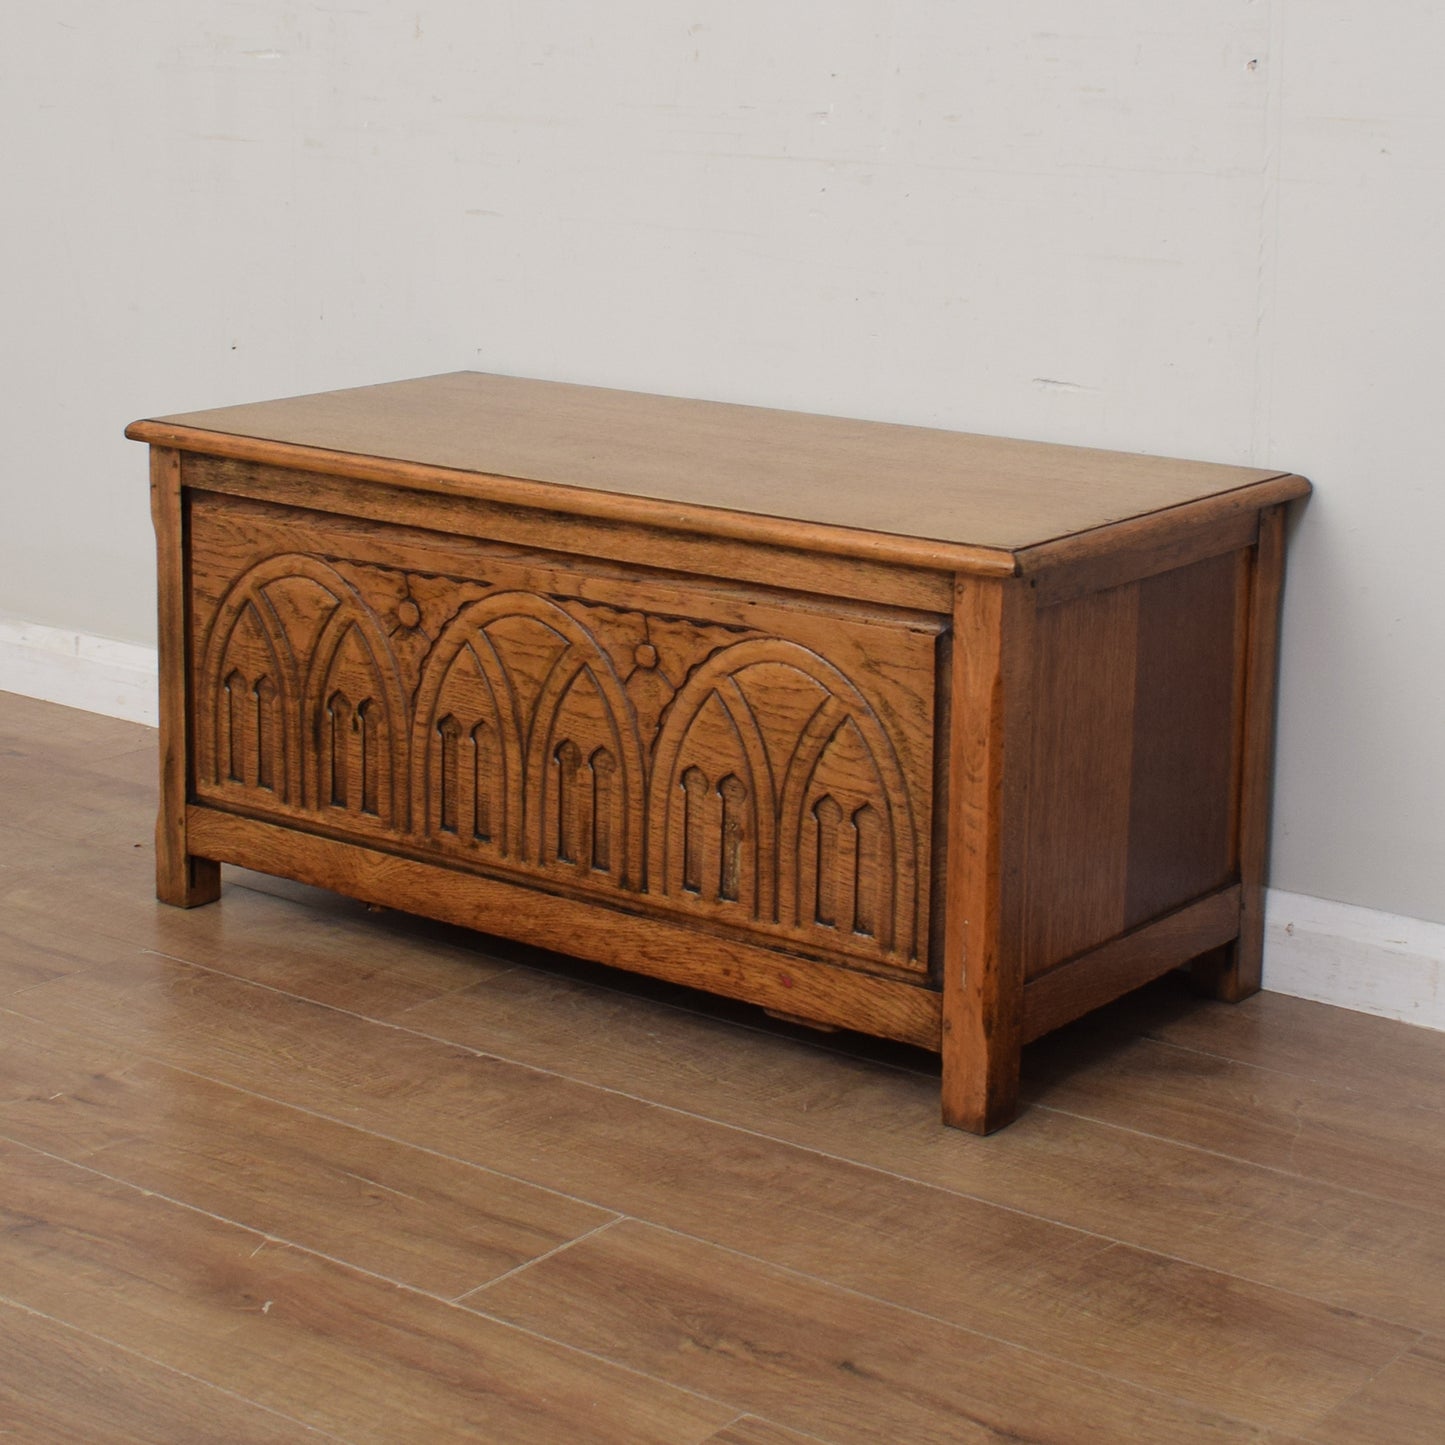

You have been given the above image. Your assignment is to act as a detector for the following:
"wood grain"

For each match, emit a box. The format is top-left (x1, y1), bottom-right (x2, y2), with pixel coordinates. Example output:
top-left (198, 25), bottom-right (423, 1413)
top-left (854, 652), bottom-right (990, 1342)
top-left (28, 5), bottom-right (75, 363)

top-left (0, 1299), bottom-right (326, 1443)
top-left (186, 454), bottom-right (957, 612)
top-left (0, 905), bottom-right (103, 998)
top-left (0, 1009), bottom-right (614, 1299)
top-left (1028, 1027), bottom-right (1445, 1213)
top-left (940, 576), bottom-right (1034, 1131)
top-left (8, 697), bottom-right (1443, 1443)
top-left (185, 489), bottom-right (941, 980)
top-left (3, 953), bottom-right (1411, 1432)
top-left (127, 370), bottom-right (1298, 556)
top-left (0, 1137), bottom-right (732, 1444)
top-left (185, 806), bottom-right (943, 1046)
top-left (1123, 550), bottom-right (1241, 928)
top-left (0, 840), bottom-right (510, 1022)
top-left (1022, 582), bottom-right (1138, 976)
top-left (1022, 885), bottom-right (1242, 1042)
top-left (1200, 503), bottom-right (1287, 1001)
top-left (1114, 976), bottom-right (1445, 1117)
top-left (129, 373), bottom-right (1309, 1131)
top-left (1301, 1336), bottom-right (1445, 1445)
top-left (150, 446), bottom-right (220, 908)
top-left (702, 1418), bottom-right (827, 1445)
top-left (389, 964), bottom-right (1445, 1337)
top-left (474, 1219), bottom-right (1278, 1444)
top-left (1023, 505), bottom-right (1258, 605)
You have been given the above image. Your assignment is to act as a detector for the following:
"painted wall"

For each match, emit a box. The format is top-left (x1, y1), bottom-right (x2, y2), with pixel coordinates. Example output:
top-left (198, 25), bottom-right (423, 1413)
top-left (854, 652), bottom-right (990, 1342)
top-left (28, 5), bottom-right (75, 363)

top-left (3, 2), bottom-right (1441, 925)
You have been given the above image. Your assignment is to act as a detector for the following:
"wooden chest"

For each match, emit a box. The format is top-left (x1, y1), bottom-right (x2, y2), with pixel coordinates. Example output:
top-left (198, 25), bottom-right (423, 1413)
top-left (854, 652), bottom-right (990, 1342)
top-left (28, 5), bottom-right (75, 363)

top-left (128, 373), bottom-right (1308, 1132)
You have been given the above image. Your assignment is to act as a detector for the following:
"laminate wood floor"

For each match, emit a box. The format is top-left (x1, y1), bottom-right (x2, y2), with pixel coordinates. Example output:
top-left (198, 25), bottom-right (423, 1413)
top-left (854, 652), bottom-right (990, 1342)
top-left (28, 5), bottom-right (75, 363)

top-left (2, 690), bottom-right (1442, 1443)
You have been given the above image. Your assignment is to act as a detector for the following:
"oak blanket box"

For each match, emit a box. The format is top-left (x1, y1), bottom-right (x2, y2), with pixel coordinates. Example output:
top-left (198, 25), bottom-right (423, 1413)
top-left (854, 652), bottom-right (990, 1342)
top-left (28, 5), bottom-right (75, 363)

top-left (128, 373), bottom-right (1309, 1133)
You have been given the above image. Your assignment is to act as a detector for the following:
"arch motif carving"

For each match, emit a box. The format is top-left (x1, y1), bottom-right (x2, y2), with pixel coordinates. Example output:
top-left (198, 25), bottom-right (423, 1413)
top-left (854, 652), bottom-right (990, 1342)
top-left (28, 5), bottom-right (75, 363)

top-left (412, 592), bottom-right (648, 888)
top-left (650, 638), bottom-right (921, 966)
top-left (190, 522), bottom-right (932, 976)
top-left (197, 554), bottom-right (407, 827)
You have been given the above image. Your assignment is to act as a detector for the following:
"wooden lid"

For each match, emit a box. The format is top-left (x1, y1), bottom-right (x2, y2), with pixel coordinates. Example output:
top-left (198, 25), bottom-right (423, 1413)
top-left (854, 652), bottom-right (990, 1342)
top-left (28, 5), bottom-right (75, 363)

top-left (127, 371), bottom-right (1306, 570)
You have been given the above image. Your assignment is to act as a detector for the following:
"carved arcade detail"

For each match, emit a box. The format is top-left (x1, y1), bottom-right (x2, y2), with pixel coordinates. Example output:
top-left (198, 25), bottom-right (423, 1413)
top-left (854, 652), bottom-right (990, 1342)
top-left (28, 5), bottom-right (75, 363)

top-left (193, 542), bottom-right (933, 974)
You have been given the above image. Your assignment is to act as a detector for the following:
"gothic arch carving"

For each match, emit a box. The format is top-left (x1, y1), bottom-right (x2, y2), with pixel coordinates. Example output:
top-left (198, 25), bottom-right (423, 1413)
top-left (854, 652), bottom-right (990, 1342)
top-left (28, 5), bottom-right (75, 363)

top-left (413, 592), bottom-right (647, 886)
top-left (650, 638), bottom-right (920, 962)
top-left (300, 599), bottom-right (410, 825)
top-left (200, 554), bottom-right (405, 818)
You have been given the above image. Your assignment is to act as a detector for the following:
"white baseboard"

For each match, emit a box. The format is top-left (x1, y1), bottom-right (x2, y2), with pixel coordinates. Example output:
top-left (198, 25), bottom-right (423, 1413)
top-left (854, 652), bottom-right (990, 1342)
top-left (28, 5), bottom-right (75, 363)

top-left (0, 618), bottom-right (159, 726)
top-left (2, 621), bottom-right (1441, 1032)
top-left (1262, 890), bottom-right (1444, 1030)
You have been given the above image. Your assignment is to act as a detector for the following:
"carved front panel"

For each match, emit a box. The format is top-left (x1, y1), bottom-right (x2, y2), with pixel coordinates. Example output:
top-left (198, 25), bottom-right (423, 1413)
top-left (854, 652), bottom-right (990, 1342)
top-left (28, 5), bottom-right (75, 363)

top-left (188, 492), bottom-right (941, 976)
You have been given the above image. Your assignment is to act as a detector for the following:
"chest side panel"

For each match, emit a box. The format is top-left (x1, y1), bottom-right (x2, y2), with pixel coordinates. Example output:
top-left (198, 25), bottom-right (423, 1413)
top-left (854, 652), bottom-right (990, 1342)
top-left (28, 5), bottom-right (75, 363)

top-left (186, 489), bottom-right (942, 980)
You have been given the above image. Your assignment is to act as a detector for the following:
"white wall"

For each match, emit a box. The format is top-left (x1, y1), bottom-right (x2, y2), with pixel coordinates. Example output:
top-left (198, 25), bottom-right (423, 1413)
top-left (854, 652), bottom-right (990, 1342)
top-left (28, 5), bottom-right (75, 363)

top-left (2, 2), bottom-right (1441, 928)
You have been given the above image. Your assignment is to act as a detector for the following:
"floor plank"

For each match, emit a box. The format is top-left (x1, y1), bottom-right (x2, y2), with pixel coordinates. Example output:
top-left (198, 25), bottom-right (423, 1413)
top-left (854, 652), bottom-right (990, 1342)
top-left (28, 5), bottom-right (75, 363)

top-left (0, 905), bottom-right (105, 997)
top-left (703, 1418), bottom-right (832, 1445)
top-left (1300, 1335), bottom-right (1445, 1445)
top-left (0, 1138), bottom-right (733, 1445)
top-left (0, 848), bottom-right (511, 1019)
top-left (2, 956), bottom-right (1414, 1433)
top-left (472, 1218), bottom-right (1277, 1443)
top-left (0, 1009), bottom-right (615, 1299)
top-left (1024, 1025), bottom-right (1445, 1213)
top-left (0, 1298), bottom-right (338, 1443)
top-left (1113, 974), bottom-right (1445, 1116)
top-left (387, 962), bottom-right (1445, 1335)
top-left (0, 689), bottom-right (153, 762)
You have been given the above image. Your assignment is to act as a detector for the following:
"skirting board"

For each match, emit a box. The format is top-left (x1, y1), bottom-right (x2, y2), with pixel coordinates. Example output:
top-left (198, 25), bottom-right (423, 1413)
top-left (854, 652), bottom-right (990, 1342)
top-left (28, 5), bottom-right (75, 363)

top-left (1263, 891), bottom-right (1444, 1031)
top-left (2, 621), bottom-right (1441, 1033)
top-left (0, 618), bottom-right (159, 727)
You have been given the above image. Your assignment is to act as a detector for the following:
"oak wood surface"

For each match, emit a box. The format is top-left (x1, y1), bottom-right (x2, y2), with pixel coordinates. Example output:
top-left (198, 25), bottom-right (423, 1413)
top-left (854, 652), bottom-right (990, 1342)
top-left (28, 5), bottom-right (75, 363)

top-left (940, 576), bottom-right (1034, 1132)
top-left (1022, 581), bottom-right (1138, 975)
top-left (184, 454), bottom-right (959, 611)
top-left (150, 445), bottom-right (220, 908)
top-left (184, 806), bottom-right (943, 1045)
top-left (127, 370), bottom-right (1301, 558)
top-left (1022, 886), bottom-right (1243, 1042)
top-left (4, 696), bottom-right (1443, 1442)
top-left (185, 489), bottom-right (941, 981)
top-left (131, 379), bottom-right (1310, 1133)
top-left (1208, 503), bottom-right (1288, 1001)
top-left (1022, 504), bottom-right (1258, 605)
top-left (1018, 549), bottom-right (1247, 984)
top-left (1123, 551), bottom-right (1241, 929)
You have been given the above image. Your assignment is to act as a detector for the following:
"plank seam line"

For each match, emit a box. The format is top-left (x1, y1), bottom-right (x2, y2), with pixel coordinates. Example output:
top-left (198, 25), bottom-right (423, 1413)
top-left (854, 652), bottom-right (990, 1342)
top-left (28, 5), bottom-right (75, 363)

top-left (0, 1288), bottom-right (352, 1442)
top-left (0, 993), bottom-right (626, 1223)
top-left (0, 1135), bottom-right (748, 1426)
top-left (9, 947), bottom-right (1433, 1341)
top-left (452, 1215), bottom-right (625, 1303)
top-left (115, 951), bottom-right (1445, 1321)
top-left (545, 1217), bottom-right (1332, 1438)
top-left (1028, 1099), bottom-right (1445, 1218)
top-left (133, 951), bottom-right (1024, 1217)
top-left (1129, 1030), bottom-right (1445, 1112)
top-left (1291, 1332), bottom-right (1434, 1435)
top-left (0, 1007), bottom-right (1419, 1417)
top-left (705, 1415), bottom-right (834, 1445)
